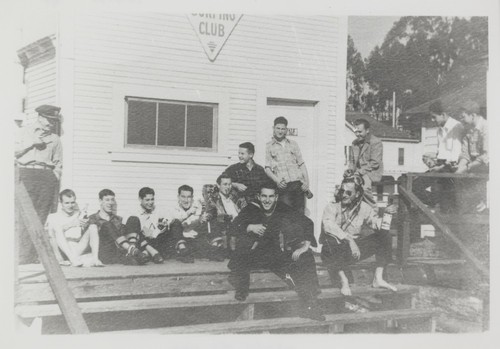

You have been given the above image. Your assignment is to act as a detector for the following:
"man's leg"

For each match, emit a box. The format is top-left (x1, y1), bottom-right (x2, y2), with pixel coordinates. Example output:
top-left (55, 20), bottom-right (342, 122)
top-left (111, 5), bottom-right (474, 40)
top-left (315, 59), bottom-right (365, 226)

top-left (74, 226), bottom-right (103, 266)
top-left (99, 222), bottom-right (146, 265)
top-left (356, 231), bottom-right (397, 291)
top-left (124, 216), bottom-right (162, 263)
top-left (227, 251), bottom-right (252, 301)
top-left (321, 238), bottom-right (353, 295)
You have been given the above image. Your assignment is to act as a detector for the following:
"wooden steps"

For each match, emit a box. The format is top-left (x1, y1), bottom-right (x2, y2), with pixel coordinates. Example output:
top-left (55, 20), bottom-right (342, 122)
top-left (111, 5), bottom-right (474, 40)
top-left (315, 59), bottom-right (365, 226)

top-left (16, 285), bottom-right (418, 318)
top-left (104, 308), bottom-right (438, 334)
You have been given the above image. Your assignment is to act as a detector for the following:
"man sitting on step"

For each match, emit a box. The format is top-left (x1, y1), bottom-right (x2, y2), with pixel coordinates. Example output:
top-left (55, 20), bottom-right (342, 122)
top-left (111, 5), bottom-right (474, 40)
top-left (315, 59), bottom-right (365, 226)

top-left (46, 189), bottom-right (102, 267)
top-left (320, 174), bottom-right (397, 297)
top-left (124, 187), bottom-right (186, 263)
top-left (228, 182), bottom-right (324, 321)
top-left (86, 189), bottom-right (151, 265)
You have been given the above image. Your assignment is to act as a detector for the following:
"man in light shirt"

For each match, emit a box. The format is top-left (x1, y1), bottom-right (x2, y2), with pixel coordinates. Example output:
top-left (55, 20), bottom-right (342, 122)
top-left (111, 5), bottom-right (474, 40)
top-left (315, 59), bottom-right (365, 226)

top-left (46, 189), bottom-right (102, 267)
top-left (124, 187), bottom-right (185, 263)
top-left (210, 174), bottom-right (247, 255)
top-left (169, 185), bottom-right (224, 262)
top-left (429, 100), bottom-right (464, 171)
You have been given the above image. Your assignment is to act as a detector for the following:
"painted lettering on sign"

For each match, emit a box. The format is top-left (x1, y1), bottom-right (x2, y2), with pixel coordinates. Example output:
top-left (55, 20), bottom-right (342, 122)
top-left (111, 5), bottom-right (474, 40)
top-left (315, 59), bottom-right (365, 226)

top-left (287, 128), bottom-right (299, 136)
top-left (187, 14), bottom-right (243, 62)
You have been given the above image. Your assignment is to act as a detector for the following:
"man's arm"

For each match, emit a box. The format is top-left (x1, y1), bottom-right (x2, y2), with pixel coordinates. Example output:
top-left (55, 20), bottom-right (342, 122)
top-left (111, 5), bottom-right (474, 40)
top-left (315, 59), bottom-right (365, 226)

top-left (321, 203), bottom-right (348, 240)
top-left (358, 140), bottom-right (382, 175)
top-left (52, 137), bottom-right (63, 180)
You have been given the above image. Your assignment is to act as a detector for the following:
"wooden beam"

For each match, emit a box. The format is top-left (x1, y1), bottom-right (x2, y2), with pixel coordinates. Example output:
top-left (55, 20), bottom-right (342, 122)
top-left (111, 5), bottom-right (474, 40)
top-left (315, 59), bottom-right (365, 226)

top-left (103, 308), bottom-right (438, 334)
top-left (406, 172), bottom-right (488, 179)
top-left (16, 286), bottom-right (420, 318)
top-left (398, 186), bottom-right (489, 279)
top-left (15, 183), bottom-right (89, 334)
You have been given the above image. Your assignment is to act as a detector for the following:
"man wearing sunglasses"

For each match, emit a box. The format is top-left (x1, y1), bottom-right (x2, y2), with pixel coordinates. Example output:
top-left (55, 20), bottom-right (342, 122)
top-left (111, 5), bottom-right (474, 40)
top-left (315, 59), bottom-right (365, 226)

top-left (320, 174), bottom-right (397, 297)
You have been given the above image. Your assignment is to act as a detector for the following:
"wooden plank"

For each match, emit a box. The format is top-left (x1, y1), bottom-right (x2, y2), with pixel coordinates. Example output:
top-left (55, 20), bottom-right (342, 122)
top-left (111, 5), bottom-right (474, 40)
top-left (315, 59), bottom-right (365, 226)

top-left (103, 308), bottom-right (438, 334)
top-left (16, 286), bottom-right (419, 318)
top-left (406, 172), bottom-right (488, 180)
top-left (15, 182), bottom-right (89, 334)
top-left (437, 214), bottom-right (489, 225)
top-left (398, 186), bottom-right (489, 279)
top-left (396, 194), bottom-right (411, 265)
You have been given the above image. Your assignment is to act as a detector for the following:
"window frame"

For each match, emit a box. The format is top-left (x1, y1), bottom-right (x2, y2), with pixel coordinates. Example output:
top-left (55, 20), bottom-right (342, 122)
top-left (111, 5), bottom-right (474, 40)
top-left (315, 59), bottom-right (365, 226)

top-left (124, 96), bottom-right (219, 152)
top-left (398, 147), bottom-right (405, 166)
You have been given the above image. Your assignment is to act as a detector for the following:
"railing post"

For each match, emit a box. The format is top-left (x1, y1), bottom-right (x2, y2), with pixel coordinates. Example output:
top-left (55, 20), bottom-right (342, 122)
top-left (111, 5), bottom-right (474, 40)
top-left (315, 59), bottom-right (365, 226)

top-left (396, 175), bottom-right (413, 266)
top-left (15, 182), bottom-right (90, 334)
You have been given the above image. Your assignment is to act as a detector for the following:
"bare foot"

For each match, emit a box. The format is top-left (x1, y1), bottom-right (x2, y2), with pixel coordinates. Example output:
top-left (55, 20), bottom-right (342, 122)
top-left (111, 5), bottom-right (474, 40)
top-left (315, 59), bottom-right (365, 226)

top-left (340, 284), bottom-right (352, 296)
top-left (372, 279), bottom-right (397, 292)
top-left (93, 259), bottom-right (104, 267)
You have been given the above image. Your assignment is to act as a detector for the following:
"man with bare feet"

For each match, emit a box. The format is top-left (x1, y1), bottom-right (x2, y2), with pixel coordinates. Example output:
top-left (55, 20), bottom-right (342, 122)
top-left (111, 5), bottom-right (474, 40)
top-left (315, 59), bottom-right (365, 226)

top-left (320, 174), bottom-right (397, 297)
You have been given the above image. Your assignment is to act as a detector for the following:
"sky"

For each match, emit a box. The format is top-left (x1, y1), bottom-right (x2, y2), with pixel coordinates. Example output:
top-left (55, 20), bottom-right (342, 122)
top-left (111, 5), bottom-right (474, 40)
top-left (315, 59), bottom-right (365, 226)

top-left (348, 16), bottom-right (401, 60)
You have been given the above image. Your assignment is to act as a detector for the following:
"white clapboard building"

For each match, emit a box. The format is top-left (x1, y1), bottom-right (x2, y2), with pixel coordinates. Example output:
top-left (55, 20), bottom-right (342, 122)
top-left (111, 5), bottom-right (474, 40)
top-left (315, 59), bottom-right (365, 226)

top-left (17, 13), bottom-right (348, 240)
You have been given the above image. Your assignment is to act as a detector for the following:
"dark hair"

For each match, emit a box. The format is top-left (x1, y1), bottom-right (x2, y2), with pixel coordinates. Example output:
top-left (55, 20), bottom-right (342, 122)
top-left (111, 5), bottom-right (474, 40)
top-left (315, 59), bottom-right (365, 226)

top-left (99, 189), bottom-right (115, 199)
top-left (259, 181), bottom-right (278, 194)
top-left (139, 187), bottom-right (155, 199)
top-left (239, 142), bottom-right (255, 154)
top-left (178, 185), bottom-right (193, 195)
top-left (429, 100), bottom-right (444, 115)
top-left (459, 100), bottom-right (480, 115)
top-left (59, 189), bottom-right (76, 201)
top-left (353, 118), bottom-right (370, 130)
top-left (274, 116), bottom-right (288, 126)
top-left (335, 174), bottom-right (364, 202)
top-left (217, 173), bottom-right (232, 185)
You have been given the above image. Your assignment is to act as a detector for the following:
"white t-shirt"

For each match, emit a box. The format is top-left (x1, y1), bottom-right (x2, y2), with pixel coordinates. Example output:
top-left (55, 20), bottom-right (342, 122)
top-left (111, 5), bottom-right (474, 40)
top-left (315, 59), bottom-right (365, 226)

top-left (46, 210), bottom-right (82, 241)
top-left (437, 117), bottom-right (464, 162)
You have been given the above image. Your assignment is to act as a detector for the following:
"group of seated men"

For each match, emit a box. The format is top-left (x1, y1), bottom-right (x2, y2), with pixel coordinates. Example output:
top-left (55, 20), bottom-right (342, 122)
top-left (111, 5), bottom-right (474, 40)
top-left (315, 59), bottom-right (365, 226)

top-left (46, 126), bottom-right (399, 322)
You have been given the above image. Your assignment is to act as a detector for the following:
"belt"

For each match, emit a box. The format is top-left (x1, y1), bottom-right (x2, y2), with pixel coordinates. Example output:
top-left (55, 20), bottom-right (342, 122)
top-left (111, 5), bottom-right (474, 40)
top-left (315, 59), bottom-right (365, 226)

top-left (17, 163), bottom-right (55, 170)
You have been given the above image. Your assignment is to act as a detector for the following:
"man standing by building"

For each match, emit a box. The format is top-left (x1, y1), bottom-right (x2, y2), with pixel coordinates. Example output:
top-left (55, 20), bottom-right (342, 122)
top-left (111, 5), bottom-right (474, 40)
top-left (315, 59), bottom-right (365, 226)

top-left (223, 142), bottom-right (269, 204)
top-left (228, 183), bottom-right (324, 321)
top-left (321, 174), bottom-right (397, 297)
top-left (265, 116), bottom-right (312, 213)
top-left (15, 105), bottom-right (63, 264)
top-left (46, 189), bottom-right (102, 267)
top-left (346, 118), bottom-right (383, 206)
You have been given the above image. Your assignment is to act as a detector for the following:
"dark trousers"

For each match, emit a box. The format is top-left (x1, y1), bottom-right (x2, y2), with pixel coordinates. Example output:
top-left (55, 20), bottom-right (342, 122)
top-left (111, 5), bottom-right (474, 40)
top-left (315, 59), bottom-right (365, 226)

top-left (183, 222), bottom-right (225, 260)
top-left (17, 168), bottom-right (59, 264)
top-left (125, 217), bottom-right (184, 258)
top-left (321, 230), bottom-right (392, 285)
top-left (278, 180), bottom-right (305, 213)
top-left (412, 170), bottom-right (456, 213)
top-left (228, 245), bottom-right (320, 303)
top-left (97, 221), bottom-right (129, 264)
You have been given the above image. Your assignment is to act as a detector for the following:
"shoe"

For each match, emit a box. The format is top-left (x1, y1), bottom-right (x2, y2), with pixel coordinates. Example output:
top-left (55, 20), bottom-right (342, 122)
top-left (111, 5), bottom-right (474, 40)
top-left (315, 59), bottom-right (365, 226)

top-left (300, 304), bottom-right (325, 321)
top-left (177, 248), bottom-right (194, 263)
top-left (234, 290), bottom-right (248, 302)
top-left (135, 251), bottom-right (150, 265)
top-left (152, 253), bottom-right (164, 264)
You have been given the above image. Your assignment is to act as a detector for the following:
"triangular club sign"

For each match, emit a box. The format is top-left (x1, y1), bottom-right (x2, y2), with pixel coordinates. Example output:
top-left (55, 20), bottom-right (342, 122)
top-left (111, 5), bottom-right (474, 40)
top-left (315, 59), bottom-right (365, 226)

top-left (187, 14), bottom-right (243, 62)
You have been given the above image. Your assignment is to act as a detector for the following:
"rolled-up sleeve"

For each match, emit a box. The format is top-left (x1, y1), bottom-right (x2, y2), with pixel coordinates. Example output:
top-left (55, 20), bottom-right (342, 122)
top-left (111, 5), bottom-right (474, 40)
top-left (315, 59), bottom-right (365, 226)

top-left (321, 203), bottom-right (348, 240)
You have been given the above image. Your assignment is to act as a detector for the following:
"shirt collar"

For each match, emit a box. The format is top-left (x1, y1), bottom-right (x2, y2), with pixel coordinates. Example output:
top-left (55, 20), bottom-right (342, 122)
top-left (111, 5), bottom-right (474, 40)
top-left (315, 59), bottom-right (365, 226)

top-left (140, 206), bottom-right (155, 215)
top-left (271, 136), bottom-right (289, 145)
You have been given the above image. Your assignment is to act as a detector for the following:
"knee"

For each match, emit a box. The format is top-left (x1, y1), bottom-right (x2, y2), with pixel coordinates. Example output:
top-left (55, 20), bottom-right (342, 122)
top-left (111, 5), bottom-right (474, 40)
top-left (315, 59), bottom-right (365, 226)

top-left (125, 216), bottom-right (141, 233)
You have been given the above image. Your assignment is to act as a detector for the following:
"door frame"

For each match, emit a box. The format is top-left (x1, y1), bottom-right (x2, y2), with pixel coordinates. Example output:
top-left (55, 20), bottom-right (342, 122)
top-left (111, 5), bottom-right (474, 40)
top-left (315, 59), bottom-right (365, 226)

top-left (256, 84), bottom-right (329, 241)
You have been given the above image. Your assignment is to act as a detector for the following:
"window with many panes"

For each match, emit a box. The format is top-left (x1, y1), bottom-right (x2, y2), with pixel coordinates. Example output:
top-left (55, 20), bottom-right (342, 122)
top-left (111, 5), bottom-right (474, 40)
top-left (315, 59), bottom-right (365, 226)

top-left (125, 97), bottom-right (218, 151)
top-left (398, 147), bottom-right (404, 165)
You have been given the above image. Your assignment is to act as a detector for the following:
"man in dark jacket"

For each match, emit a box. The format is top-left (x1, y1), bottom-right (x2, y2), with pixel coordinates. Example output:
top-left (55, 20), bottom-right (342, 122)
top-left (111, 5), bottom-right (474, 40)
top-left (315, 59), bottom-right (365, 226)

top-left (346, 118), bottom-right (383, 206)
top-left (227, 182), bottom-right (324, 321)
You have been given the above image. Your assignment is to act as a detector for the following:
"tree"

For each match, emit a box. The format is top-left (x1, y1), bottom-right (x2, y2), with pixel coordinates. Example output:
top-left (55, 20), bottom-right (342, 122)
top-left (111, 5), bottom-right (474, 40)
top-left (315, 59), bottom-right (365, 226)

top-left (346, 35), bottom-right (366, 111)
top-left (363, 16), bottom-right (488, 115)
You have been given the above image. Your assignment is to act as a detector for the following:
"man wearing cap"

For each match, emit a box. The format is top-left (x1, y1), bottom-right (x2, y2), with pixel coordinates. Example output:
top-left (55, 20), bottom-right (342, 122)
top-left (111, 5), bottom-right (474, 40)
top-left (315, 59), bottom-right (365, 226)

top-left (15, 105), bottom-right (62, 263)
top-left (265, 116), bottom-right (312, 213)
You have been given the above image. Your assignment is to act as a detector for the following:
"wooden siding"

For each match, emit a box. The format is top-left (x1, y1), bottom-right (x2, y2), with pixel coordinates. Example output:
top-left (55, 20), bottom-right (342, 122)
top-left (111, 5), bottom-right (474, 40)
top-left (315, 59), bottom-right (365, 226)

top-left (65, 13), bottom-right (344, 216)
top-left (24, 58), bottom-right (57, 118)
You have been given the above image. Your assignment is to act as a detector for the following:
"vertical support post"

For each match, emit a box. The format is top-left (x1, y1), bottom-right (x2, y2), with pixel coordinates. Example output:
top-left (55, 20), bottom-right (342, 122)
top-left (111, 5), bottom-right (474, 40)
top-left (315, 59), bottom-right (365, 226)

top-left (397, 197), bottom-right (411, 266)
top-left (328, 324), bottom-right (344, 333)
top-left (237, 304), bottom-right (255, 321)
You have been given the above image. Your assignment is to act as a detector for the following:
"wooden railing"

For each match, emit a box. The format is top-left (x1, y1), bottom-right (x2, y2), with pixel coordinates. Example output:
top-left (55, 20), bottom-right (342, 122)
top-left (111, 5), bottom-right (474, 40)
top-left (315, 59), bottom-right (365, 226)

top-left (15, 177), bottom-right (89, 334)
top-left (396, 172), bottom-right (489, 280)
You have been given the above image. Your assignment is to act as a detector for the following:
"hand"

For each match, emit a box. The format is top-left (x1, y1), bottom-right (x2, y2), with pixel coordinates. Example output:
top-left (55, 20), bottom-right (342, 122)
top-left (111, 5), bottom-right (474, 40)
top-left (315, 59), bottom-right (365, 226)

top-left (301, 182), bottom-right (309, 192)
top-left (79, 217), bottom-right (89, 227)
top-left (187, 207), bottom-right (197, 216)
top-left (233, 183), bottom-right (247, 192)
top-left (344, 169), bottom-right (354, 177)
top-left (200, 212), bottom-right (209, 224)
top-left (277, 179), bottom-right (287, 190)
top-left (429, 165), bottom-right (444, 172)
top-left (349, 240), bottom-right (360, 260)
top-left (384, 204), bottom-right (397, 215)
top-left (247, 224), bottom-right (266, 237)
top-left (292, 246), bottom-right (308, 261)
